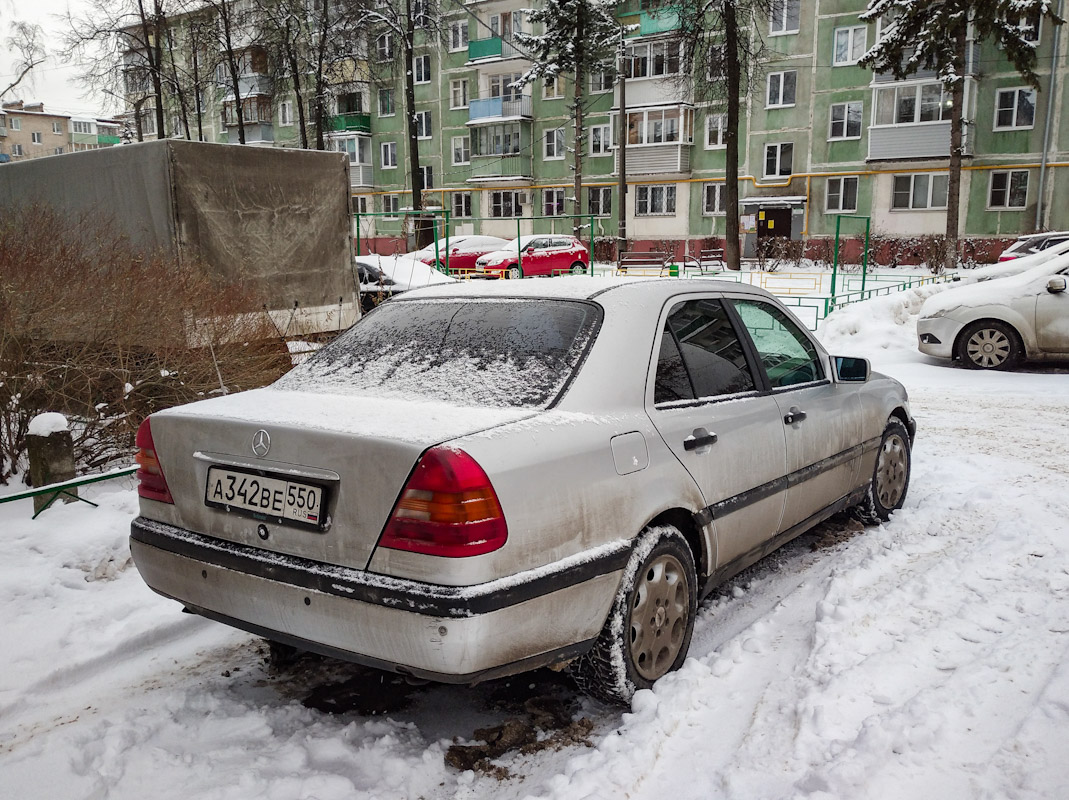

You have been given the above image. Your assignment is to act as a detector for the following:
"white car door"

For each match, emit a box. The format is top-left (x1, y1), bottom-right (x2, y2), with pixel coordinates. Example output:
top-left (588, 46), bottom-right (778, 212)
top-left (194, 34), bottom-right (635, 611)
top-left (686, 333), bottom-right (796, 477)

top-left (1035, 268), bottom-right (1069, 354)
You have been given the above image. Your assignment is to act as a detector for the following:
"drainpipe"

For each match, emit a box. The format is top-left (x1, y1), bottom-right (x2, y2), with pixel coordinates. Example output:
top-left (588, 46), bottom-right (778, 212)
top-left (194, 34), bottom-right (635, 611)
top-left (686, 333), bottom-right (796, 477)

top-left (1035, 0), bottom-right (1064, 231)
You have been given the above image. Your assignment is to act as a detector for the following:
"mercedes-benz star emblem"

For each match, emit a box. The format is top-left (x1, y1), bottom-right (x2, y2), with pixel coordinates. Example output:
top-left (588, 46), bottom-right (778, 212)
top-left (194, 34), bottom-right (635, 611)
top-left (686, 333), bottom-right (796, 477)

top-left (251, 429), bottom-right (271, 457)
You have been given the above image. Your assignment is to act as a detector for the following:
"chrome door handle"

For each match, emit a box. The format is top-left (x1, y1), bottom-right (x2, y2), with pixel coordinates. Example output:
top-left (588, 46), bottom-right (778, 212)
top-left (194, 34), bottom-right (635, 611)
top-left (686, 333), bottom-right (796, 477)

top-left (784, 407), bottom-right (807, 425)
top-left (683, 428), bottom-right (718, 451)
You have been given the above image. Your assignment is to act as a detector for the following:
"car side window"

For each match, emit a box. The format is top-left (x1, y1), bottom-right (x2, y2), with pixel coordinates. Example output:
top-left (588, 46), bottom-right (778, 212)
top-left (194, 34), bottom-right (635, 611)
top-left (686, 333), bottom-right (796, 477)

top-left (654, 299), bottom-right (756, 403)
top-left (731, 299), bottom-right (824, 388)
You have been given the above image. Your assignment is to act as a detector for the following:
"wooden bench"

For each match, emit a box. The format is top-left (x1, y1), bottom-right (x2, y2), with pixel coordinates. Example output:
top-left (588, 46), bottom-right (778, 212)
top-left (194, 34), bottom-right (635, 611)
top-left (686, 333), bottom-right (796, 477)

top-left (683, 248), bottom-right (725, 276)
top-left (618, 251), bottom-right (673, 276)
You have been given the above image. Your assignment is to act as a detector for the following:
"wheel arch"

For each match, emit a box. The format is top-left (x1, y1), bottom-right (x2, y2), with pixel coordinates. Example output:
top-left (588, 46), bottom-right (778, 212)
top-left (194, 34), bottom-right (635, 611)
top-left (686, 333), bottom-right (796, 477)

top-left (643, 507), bottom-right (709, 582)
top-left (888, 406), bottom-right (915, 443)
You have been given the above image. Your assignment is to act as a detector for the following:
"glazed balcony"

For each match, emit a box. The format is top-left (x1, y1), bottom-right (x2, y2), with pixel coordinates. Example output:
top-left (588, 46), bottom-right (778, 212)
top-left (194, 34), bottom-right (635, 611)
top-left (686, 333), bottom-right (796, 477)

top-left (329, 112), bottom-right (371, 133)
top-left (468, 153), bottom-right (533, 180)
top-left (468, 95), bottom-right (532, 124)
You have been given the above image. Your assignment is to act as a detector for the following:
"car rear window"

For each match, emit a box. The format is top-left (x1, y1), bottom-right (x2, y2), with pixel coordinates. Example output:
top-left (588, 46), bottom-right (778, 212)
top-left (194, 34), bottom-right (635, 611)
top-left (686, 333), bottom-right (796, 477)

top-left (276, 298), bottom-right (600, 408)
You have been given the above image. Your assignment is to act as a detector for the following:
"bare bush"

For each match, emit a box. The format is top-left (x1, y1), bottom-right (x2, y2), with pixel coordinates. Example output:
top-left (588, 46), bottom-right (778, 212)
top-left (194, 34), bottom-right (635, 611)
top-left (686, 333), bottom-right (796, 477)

top-left (0, 204), bottom-right (290, 485)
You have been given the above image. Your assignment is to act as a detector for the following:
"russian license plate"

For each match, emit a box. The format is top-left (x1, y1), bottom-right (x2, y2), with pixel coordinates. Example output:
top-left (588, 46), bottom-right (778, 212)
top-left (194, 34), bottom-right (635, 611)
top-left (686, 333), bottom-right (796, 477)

top-left (205, 466), bottom-right (325, 529)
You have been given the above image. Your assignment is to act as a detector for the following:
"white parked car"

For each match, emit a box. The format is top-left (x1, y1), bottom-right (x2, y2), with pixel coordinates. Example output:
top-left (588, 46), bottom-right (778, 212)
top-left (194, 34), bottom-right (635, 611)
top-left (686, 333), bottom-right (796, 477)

top-left (356, 254), bottom-right (455, 311)
top-left (997, 230), bottom-right (1069, 262)
top-left (918, 254), bottom-right (1069, 369)
top-left (954, 239), bottom-right (1069, 284)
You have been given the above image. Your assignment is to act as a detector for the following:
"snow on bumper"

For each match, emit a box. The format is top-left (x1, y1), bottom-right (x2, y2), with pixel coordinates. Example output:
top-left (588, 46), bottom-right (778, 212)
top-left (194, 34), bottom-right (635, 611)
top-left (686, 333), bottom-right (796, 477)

top-left (130, 517), bottom-right (625, 682)
top-left (917, 315), bottom-right (963, 360)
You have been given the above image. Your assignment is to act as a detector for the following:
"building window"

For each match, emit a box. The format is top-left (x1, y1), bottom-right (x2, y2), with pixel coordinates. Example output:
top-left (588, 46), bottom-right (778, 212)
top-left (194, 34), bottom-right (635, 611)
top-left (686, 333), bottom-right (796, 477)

top-left (826, 176), bottom-right (858, 213)
top-left (543, 74), bottom-right (565, 99)
top-left (764, 142), bottom-right (793, 177)
top-left (616, 107), bottom-right (692, 145)
top-left (377, 34), bottom-right (393, 61)
top-left (590, 65), bottom-right (614, 93)
top-left (72, 120), bottom-right (93, 134)
top-left (874, 82), bottom-right (950, 125)
top-left (767, 71), bottom-right (797, 108)
top-left (989, 170), bottom-right (1028, 209)
top-left (12, 143), bottom-right (23, 156)
top-left (452, 135), bottom-right (470, 165)
top-left (543, 188), bottom-right (566, 216)
top-left (382, 195), bottom-right (399, 218)
top-left (31, 131), bottom-right (42, 144)
top-left (829, 101), bottom-right (863, 139)
top-left (414, 54), bottom-right (431, 84)
top-left (1020, 12), bottom-right (1041, 42)
top-left (489, 73), bottom-right (525, 101)
top-left (589, 186), bottom-right (611, 217)
top-left (419, 165), bottom-right (433, 190)
top-left (705, 113), bottom-right (726, 148)
top-left (472, 123), bottom-right (522, 156)
top-left (378, 88), bottom-right (394, 116)
top-left (702, 183), bottom-right (725, 216)
top-left (450, 79), bottom-right (468, 109)
top-left (833, 26), bottom-right (867, 65)
top-left (52, 121), bottom-right (63, 134)
top-left (770, 0), bottom-right (800, 35)
top-left (490, 190), bottom-right (523, 217)
top-left (636, 185), bottom-right (676, 216)
top-left (10, 118), bottom-right (20, 131)
top-left (994, 88), bottom-right (1036, 130)
top-left (354, 196), bottom-right (368, 214)
top-left (624, 40), bottom-right (681, 79)
top-left (415, 110), bottom-right (431, 139)
top-left (449, 20), bottom-right (469, 51)
top-left (334, 136), bottom-right (370, 164)
top-left (279, 101), bottom-right (292, 126)
top-left (544, 128), bottom-right (565, 160)
top-left (54, 146), bottom-right (64, 155)
top-left (892, 173), bottom-right (949, 210)
top-left (452, 191), bottom-right (472, 218)
top-left (381, 141), bottom-right (397, 168)
top-left (590, 124), bottom-right (611, 155)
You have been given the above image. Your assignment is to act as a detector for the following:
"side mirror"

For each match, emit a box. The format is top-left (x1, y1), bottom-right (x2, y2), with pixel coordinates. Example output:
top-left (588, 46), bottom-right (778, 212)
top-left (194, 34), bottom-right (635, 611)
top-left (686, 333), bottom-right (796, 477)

top-left (525, 247), bottom-right (535, 255)
top-left (1047, 276), bottom-right (1067, 294)
top-left (834, 356), bottom-right (870, 382)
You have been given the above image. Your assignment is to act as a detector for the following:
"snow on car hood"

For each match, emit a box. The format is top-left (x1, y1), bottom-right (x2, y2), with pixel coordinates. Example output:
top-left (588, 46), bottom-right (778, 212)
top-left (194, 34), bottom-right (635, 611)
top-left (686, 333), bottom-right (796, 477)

top-left (920, 253), bottom-right (1069, 318)
top-left (359, 254), bottom-right (456, 291)
top-left (156, 387), bottom-right (533, 446)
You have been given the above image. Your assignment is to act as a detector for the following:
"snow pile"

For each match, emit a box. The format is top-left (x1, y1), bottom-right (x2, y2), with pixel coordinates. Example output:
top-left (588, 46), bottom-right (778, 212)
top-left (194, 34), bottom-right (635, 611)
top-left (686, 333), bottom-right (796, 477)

top-left (818, 284), bottom-right (948, 361)
top-left (27, 412), bottom-right (69, 437)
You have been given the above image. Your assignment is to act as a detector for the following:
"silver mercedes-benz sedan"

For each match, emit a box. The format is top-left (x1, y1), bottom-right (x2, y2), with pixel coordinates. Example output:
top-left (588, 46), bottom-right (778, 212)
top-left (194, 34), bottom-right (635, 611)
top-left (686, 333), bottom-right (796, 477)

top-left (131, 277), bottom-right (915, 705)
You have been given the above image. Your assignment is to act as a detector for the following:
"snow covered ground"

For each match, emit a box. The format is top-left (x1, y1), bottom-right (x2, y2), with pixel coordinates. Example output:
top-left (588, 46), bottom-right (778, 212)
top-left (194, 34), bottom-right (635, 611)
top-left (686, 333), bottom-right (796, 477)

top-left (2, 283), bottom-right (1068, 800)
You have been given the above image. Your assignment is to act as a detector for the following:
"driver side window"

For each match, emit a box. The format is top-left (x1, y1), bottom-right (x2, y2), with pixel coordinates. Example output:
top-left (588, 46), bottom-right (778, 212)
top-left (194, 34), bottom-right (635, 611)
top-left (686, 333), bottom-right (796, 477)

top-left (731, 299), bottom-right (823, 388)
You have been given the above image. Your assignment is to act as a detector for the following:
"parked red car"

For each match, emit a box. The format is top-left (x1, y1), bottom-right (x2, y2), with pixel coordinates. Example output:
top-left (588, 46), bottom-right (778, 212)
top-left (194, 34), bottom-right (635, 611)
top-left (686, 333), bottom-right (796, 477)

top-left (411, 235), bottom-right (509, 273)
top-left (474, 235), bottom-right (590, 279)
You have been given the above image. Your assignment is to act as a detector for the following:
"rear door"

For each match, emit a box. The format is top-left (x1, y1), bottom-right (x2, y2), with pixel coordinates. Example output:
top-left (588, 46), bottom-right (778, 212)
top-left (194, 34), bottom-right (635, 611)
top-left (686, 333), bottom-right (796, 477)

top-left (645, 296), bottom-right (787, 570)
top-left (729, 298), bottom-right (863, 532)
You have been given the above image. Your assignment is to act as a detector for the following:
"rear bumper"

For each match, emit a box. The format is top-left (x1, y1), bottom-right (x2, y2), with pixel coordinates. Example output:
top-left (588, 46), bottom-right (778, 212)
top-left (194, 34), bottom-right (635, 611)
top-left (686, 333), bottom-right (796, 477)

top-left (130, 517), bottom-right (626, 682)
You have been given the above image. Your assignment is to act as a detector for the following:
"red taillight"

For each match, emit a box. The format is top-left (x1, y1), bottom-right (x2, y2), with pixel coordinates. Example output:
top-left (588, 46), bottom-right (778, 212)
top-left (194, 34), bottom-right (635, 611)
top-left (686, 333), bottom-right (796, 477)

top-left (379, 447), bottom-right (507, 557)
top-left (136, 418), bottom-right (174, 504)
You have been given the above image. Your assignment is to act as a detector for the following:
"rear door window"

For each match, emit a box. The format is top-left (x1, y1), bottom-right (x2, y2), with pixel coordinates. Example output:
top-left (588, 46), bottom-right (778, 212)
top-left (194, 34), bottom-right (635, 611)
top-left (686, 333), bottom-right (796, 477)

top-left (731, 299), bottom-right (824, 388)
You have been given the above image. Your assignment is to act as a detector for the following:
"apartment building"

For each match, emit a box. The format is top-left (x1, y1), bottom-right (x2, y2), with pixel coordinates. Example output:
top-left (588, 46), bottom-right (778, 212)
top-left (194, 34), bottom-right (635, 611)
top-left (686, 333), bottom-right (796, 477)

top-left (69, 118), bottom-right (124, 152)
top-left (122, 0), bottom-right (1069, 255)
top-left (0, 102), bottom-right (71, 162)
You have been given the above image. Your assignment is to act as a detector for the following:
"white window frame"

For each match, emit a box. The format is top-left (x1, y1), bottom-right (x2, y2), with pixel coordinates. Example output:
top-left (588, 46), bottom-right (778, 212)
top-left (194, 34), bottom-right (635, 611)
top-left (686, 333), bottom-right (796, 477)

top-left (590, 124), bottom-right (612, 155)
top-left (829, 101), bottom-right (863, 140)
top-left (52, 121), bottom-right (63, 134)
top-left (450, 79), bottom-right (468, 109)
top-left (590, 65), bottom-right (614, 93)
top-left (994, 87), bottom-right (1036, 130)
top-left (764, 142), bottom-right (794, 177)
top-left (452, 191), bottom-right (473, 218)
top-left (54, 146), bottom-right (64, 155)
top-left (415, 110), bottom-right (431, 139)
top-left (988, 169), bottom-right (1029, 210)
top-left (873, 82), bottom-right (950, 126)
top-left (449, 20), bottom-right (469, 52)
top-left (705, 112), bottom-right (726, 149)
top-left (1020, 13), bottom-right (1041, 42)
top-left (452, 135), bottom-right (470, 165)
top-left (544, 128), bottom-right (565, 160)
top-left (543, 74), bottom-right (565, 99)
top-left (414, 54), bottom-right (431, 85)
top-left (419, 164), bottom-right (433, 190)
top-left (766, 71), bottom-right (797, 108)
top-left (378, 88), bottom-right (395, 117)
top-left (891, 172), bottom-right (949, 210)
top-left (10, 118), bottom-right (20, 131)
top-left (377, 33), bottom-right (393, 61)
top-left (354, 196), bottom-right (368, 215)
top-left (490, 189), bottom-right (524, 218)
top-left (826, 176), bottom-right (859, 213)
top-left (589, 186), bottom-right (611, 217)
top-left (381, 141), bottom-right (397, 169)
top-left (625, 40), bottom-right (682, 79)
top-left (279, 101), bottom-right (293, 126)
top-left (635, 184), bottom-right (676, 216)
top-left (543, 187), bottom-right (566, 216)
top-left (833, 26), bottom-right (867, 66)
top-left (382, 195), bottom-right (400, 219)
top-left (31, 131), bottom-right (42, 144)
top-left (770, 0), bottom-right (800, 35)
top-left (702, 182), bottom-right (725, 216)
top-left (12, 143), bottom-right (23, 155)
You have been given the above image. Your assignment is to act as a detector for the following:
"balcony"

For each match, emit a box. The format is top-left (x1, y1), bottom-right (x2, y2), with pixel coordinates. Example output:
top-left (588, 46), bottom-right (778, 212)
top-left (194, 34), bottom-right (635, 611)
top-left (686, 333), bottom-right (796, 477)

top-left (350, 164), bottom-right (373, 187)
top-left (615, 143), bottom-right (691, 175)
top-left (468, 95), bottom-right (532, 124)
top-left (868, 122), bottom-right (972, 161)
top-left (468, 153), bottom-right (533, 180)
top-left (329, 112), bottom-right (371, 133)
top-left (468, 36), bottom-right (520, 62)
top-left (618, 0), bottom-right (681, 34)
top-left (226, 123), bottom-right (274, 145)
top-left (97, 134), bottom-right (121, 145)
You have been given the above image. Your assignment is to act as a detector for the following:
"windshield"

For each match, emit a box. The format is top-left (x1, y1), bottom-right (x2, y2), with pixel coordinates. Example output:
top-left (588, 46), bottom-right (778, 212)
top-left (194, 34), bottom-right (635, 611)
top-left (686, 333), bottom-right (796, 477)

top-left (276, 298), bottom-right (600, 408)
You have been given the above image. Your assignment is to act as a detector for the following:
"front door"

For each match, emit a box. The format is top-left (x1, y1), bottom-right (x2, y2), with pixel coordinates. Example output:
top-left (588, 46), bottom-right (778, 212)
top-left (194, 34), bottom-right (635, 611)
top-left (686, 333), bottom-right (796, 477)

top-left (646, 296), bottom-right (787, 571)
top-left (757, 208), bottom-right (792, 240)
top-left (1035, 268), bottom-right (1069, 353)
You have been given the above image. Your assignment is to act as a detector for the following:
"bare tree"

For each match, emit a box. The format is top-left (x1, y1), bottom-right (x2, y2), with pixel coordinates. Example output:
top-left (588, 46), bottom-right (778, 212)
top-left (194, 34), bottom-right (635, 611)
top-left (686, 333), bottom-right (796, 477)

top-left (1, 21), bottom-right (47, 100)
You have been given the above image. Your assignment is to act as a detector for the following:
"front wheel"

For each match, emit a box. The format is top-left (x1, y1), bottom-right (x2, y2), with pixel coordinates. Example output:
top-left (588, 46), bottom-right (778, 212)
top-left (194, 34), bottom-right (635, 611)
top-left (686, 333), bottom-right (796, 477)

top-left (570, 525), bottom-right (697, 706)
top-left (855, 418), bottom-right (912, 524)
top-left (502, 264), bottom-right (522, 280)
top-left (956, 320), bottom-right (1022, 370)
top-left (570, 261), bottom-right (587, 275)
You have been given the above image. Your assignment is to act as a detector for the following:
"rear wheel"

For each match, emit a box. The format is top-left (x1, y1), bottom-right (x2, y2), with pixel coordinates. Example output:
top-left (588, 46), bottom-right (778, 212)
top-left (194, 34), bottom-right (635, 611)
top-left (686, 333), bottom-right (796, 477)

top-left (956, 320), bottom-right (1022, 370)
top-left (571, 525), bottom-right (697, 706)
top-left (855, 418), bottom-right (911, 524)
top-left (503, 264), bottom-right (522, 280)
top-left (570, 261), bottom-right (586, 275)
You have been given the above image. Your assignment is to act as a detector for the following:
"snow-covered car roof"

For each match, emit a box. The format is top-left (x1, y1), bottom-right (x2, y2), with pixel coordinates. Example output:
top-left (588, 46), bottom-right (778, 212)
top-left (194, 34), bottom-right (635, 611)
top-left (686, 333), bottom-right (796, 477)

top-left (356, 254), bottom-right (456, 291)
top-left (961, 239), bottom-right (1069, 283)
top-left (921, 250), bottom-right (1069, 317)
top-left (412, 235), bottom-right (508, 255)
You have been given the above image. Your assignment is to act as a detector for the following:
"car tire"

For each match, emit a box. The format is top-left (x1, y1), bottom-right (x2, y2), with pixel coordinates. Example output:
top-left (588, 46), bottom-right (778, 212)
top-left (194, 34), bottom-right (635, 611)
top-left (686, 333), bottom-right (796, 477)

top-left (956, 320), bottom-right (1022, 370)
top-left (854, 417), bottom-right (911, 524)
top-left (502, 265), bottom-right (522, 280)
top-left (570, 261), bottom-right (586, 275)
top-left (571, 525), bottom-right (697, 706)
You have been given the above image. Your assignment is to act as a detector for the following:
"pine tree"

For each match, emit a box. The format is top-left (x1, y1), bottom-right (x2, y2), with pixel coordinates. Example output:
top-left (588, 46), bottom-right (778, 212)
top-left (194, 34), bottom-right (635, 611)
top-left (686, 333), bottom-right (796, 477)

top-left (514, 0), bottom-right (624, 238)
top-left (858, 0), bottom-right (1063, 271)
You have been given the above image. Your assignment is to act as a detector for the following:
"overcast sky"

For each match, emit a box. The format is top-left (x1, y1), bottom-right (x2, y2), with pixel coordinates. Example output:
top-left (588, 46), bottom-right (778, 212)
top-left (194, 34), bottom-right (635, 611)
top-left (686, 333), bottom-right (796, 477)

top-left (2, 0), bottom-right (120, 118)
